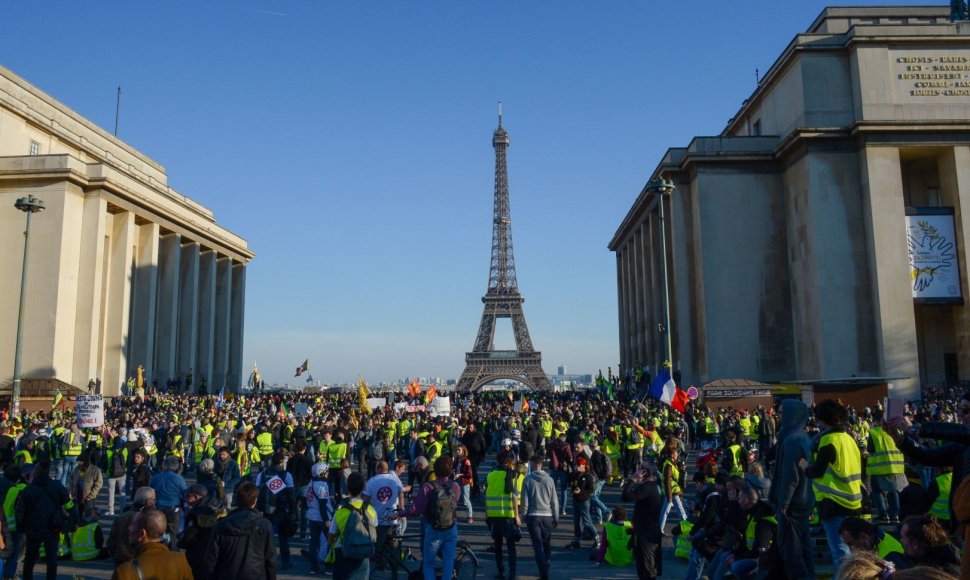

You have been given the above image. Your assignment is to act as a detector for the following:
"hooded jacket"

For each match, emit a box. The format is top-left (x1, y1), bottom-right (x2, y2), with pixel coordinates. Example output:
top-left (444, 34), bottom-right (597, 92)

top-left (768, 400), bottom-right (815, 514)
top-left (521, 469), bottom-right (559, 523)
top-left (203, 507), bottom-right (276, 580)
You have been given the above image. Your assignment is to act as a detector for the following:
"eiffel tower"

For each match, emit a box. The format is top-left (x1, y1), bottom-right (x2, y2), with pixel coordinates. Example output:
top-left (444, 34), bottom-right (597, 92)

top-left (457, 108), bottom-right (551, 392)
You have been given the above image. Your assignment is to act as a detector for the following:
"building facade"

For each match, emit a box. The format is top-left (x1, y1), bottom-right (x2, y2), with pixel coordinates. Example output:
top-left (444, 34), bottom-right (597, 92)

top-left (0, 65), bottom-right (253, 397)
top-left (610, 6), bottom-right (970, 401)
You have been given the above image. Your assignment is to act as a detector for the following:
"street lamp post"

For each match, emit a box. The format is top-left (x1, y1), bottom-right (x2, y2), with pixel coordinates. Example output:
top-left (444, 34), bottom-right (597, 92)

top-left (646, 176), bottom-right (675, 370)
top-left (11, 194), bottom-right (45, 419)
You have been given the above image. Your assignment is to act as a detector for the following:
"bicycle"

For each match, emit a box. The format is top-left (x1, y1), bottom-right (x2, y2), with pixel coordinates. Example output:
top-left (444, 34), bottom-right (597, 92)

top-left (372, 524), bottom-right (479, 580)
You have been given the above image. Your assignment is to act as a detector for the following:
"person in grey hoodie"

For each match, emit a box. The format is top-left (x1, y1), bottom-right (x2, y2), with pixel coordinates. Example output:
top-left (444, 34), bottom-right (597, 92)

top-left (520, 454), bottom-right (559, 580)
top-left (767, 399), bottom-right (815, 580)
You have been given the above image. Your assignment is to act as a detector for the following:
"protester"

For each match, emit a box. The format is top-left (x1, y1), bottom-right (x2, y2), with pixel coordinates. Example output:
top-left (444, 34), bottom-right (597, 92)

top-left (398, 455), bottom-right (461, 580)
top-left (485, 453), bottom-right (523, 580)
top-left (521, 454), bottom-right (558, 580)
top-left (621, 459), bottom-right (663, 580)
top-left (204, 481), bottom-right (276, 580)
top-left (303, 462), bottom-right (333, 575)
top-left (108, 486), bottom-right (156, 565)
top-left (16, 461), bottom-right (69, 580)
top-left (111, 509), bottom-right (193, 580)
top-left (326, 472), bottom-right (377, 580)
top-left (769, 399), bottom-right (815, 580)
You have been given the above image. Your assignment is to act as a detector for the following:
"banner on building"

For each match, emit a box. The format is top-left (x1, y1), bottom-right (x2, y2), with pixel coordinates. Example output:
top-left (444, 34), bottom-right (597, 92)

top-left (76, 394), bottom-right (104, 428)
top-left (907, 209), bottom-right (963, 303)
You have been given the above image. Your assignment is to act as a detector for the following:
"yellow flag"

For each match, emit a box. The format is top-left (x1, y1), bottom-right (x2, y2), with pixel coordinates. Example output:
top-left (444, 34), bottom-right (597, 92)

top-left (358, 378), bottom-right (371, 414)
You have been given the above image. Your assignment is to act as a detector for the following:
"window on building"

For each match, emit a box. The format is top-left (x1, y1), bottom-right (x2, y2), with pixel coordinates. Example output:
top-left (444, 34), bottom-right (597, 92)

top-left (28, 141), bottom-right (40, 156)
top-left (926, 187), bottom-right (941, 207)
top-left (752, 119), bottom-right (762, 136)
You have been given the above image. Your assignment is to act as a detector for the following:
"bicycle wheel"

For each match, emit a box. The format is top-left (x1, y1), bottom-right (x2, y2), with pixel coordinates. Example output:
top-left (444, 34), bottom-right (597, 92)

top-left (453, 547), bottom-right (479, 580)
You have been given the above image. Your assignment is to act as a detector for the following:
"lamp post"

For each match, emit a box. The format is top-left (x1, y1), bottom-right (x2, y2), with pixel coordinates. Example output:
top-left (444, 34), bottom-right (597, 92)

top-left (11, 194), bottom-right (45, 419)
top-left (646, 176), bottom-right (675, 370)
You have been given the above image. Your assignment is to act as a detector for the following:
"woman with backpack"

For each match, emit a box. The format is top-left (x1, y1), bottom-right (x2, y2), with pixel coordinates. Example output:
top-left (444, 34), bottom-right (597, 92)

top-left (398, 455), bottom-right (462, 580)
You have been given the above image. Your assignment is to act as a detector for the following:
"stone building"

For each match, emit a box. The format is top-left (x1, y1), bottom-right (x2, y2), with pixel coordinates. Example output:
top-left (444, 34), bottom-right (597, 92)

top-left (610, 6), bottom-right (970, 401)
top-left (0, 65), bottom-right (253, 397)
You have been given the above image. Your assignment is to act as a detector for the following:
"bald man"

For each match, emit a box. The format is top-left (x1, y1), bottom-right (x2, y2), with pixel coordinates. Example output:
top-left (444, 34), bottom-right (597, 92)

top-left (111, 510), bottom-right (193, 580)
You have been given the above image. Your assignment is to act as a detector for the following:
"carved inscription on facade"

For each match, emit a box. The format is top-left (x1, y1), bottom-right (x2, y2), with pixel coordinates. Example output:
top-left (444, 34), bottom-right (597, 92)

top-left (896, 55), bottom-right (970, 96)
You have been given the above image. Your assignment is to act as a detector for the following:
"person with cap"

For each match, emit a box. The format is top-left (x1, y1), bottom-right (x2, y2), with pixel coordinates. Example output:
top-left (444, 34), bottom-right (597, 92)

top-left (255, 452), bottom-right (297, 570)
top-left (485, 452), bottom-right (524, 580)
top-left (178, 483), bottom-right (224, 579)
top-left (497, 438), bottom-right (517, 469)
top-left (70, 452), bottom-right (103, 523)
top-left (303, 461), bottom-right (333, 575)
top-left (286, 431), bottom-right (314, 539)
top-left (150, 455), bottom-right (188, 544)
top-left (568, 455), bottom-right (598, 550)
top-left (111, 509), bottom-right (193, 580)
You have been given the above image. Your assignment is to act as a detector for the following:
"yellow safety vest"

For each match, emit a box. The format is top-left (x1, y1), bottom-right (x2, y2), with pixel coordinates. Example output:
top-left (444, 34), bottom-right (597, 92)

top-left (704, 418), bottom-right (717, 434)
top-left (39, 533), bottom-right (71, 558)
top-left (3, 483), bottom-right (26, 532)
top-left (675, 520), bottom-right (693, 559)
top-left (540, 420), bottom-right (553, 439)
top-left (626, 427), bottom-right (644, 451)
top-left (70, 523), bottom-right (102, 561)
top-left (739, 418), bottom-right (752, 437)
top-left (236, 449), bottom-right (251, 476)
top-left (867, 427), bottom-right (904, 476)
top-left (930, 472), bottom-right (952, 521)
top-left (663, 460), bottom-right (682, 495)
top-left (604, 521), bottom-right (633, 566)
top-left (750, 415), bottom-right (761, 440)
top-left (728, 444), bottom-right (744, 476)
top-left (812, 431), bottom-right (863, 510)
top-left (601, 439), bottom-right (621, 461)
top-left (485, 470), bottom-right (518, 518)
top-left (328, 442), bottom-right (347, 469)
top-left (428, 441), bottom-right (443, 463)
top-left (65, 431), bottom-right (83, 456)
top-left (256, 432), bottom-right (274, 456)
top-left (878, 532), bottom-right (904, 559)
top-left (745, 514), bottom-right (777, 550)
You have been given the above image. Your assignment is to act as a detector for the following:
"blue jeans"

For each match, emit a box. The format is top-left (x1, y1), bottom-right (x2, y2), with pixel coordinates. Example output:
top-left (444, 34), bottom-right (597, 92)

top-left (731, 559), bottom-right (759, 579)
top-left (685, 547), bottom-right (707, 580)
top-left (821, 515), bottom-right (851, 574)
top-left (707, 549), bottom-right (732, 580)
top-left (590, 480), bottom-right (609, 523)
top-left (552, 470), bottom-right (569, 513)
top-left (658, 494), bottom-right (687, 531)
top-left (460, 483), bottom-right (473, 519)
top-left (60, 455), bottom-right (78, 487)
top-left (422, 522), bottom-right (458, 580)
top-left (526, 515), bottom-right (554, 580)
top-left (3, 532), bottom-right (24, 579)
top-left (572, 498), bottom-right (596, 542)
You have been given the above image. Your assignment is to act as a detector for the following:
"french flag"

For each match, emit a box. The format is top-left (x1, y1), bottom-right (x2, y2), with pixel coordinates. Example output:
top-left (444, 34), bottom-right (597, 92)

top-left (649, 368), bottom-right (689, 412)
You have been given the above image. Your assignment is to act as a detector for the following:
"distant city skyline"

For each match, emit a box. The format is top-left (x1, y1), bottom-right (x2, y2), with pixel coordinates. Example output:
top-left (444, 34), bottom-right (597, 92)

top-left (0, 0), bottom-right (940, 386)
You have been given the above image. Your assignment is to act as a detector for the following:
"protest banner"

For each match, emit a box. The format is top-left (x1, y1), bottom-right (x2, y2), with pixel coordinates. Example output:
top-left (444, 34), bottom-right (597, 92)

top-left (366, 397), bottom-right (386, 410)
top-left (430, 396), bottom-right (451, 417)
top-left (76, 394), bottom-right (105, 428)
top-left (294, 403), bottom-right (309, 417)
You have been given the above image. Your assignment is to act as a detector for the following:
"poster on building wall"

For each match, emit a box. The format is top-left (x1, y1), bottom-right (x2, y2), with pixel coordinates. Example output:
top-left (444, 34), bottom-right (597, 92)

top-left (906, 209), bottom-right (963, 303)
top-left (76, 394), bottom-right (104, 428)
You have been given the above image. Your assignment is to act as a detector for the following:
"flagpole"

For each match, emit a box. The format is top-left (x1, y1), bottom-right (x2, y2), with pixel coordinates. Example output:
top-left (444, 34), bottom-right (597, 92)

top-left (648, 176), bottom-right (676, 370)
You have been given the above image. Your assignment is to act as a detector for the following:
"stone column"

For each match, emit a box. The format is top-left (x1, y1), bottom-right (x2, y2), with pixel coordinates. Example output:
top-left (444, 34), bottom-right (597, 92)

top-left (177, 241), bottom-right (200, 391)
top-left (632, 227), bottom-right (645, 367)
top-left (72, 194), bottom-right (107, 389)
top-left (940, 146), bottom-right (970, 380)
top-left (129, 222), bottom-right (159, 384)
top-left (860, 146), bottom-right (920, 400)
top-left (616, 252), bottom-right (628, 373)
top-left (101, 211), bottom-right (136, 396)
top-left (212, 256), bottom-right (232, 393)
top-left (229, 262), bottom-right (247, 392)
top-left (196, 250), bottom-right (217, 394)
top-left (154, 234), bottom-right (181, 383)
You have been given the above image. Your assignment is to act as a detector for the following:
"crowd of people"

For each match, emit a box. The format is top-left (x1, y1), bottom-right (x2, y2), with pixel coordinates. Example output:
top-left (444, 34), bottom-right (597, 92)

top-left (0, 383), bottom-right (964, 580)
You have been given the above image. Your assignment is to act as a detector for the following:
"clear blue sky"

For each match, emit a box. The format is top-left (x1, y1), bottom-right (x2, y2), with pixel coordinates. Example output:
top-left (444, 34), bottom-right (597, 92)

top-left (3, 1), bottom-right (940, 385)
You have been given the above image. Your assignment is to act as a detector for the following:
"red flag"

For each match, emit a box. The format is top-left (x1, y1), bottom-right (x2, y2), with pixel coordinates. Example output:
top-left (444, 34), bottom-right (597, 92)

top-left (670, 386), bottom-right (689, 413)
top-left (425, 386), bottom-right (438, 404)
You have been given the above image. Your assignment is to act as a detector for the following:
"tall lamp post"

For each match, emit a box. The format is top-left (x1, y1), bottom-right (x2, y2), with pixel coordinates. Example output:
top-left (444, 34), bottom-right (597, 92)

top-left (11, 194), bottom-right (45, 419)
top-left (646, 176), bottom-right (675, 370)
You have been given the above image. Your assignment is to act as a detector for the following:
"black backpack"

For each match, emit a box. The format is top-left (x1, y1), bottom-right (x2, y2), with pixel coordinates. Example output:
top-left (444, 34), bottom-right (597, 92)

top-left (426, 480), bottom-right (457, 530)
top-left (110, 450), bottom-right (127, 478)
top-left (367, 440), bottom-right (384, 461)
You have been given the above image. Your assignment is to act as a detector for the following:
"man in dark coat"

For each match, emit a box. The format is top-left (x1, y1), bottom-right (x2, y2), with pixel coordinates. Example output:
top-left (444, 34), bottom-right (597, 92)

top-left (621, 459), bottom-right (664, 579)
top-left (16, 461), bottom-right (70, 580)
top-left (768, 399), bottom-right (815, 580)
top-left (203, 481), bottom-right (276, 580)
top-left (460, 423), bottom-right (486, 496)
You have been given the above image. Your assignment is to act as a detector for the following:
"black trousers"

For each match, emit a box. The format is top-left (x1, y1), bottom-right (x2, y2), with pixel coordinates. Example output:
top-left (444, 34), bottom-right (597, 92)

top-left (489, 518), bottom-right (518, 577)
top-left (23, 534), bottom-right (57, 580)
top-left (632, 530), bottom-right (661, 580)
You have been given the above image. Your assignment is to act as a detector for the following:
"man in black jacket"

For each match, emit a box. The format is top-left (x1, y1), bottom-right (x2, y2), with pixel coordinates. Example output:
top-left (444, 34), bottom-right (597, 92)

top-left (204, 481), bottom-right (276, 580)
top-left (567, 457), bottom-right (597, 549)
top-left (621, 459), bottom-right (663, 580)
top-left (16, 461), bottom-right (70, 580)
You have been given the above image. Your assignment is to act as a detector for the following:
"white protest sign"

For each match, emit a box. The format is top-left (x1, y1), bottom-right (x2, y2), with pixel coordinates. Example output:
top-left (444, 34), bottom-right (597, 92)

top-left (367, 397), bottom-right (386, 410)
top-left (76, 394), bottom-right (104, 428)
top-left (394, 402), bottom-right (407, 412)
top-left (430, 396), bottom-right (451, 417)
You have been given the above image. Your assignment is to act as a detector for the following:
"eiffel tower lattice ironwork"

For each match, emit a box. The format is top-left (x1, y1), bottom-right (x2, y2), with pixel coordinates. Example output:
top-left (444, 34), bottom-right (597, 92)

top-left (457, 109), bottom-right (551, 392)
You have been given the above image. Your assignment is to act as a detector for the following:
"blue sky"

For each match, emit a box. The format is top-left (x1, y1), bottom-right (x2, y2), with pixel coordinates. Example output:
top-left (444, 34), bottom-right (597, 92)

top-left (3, 1), bottom-right (940, 384)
